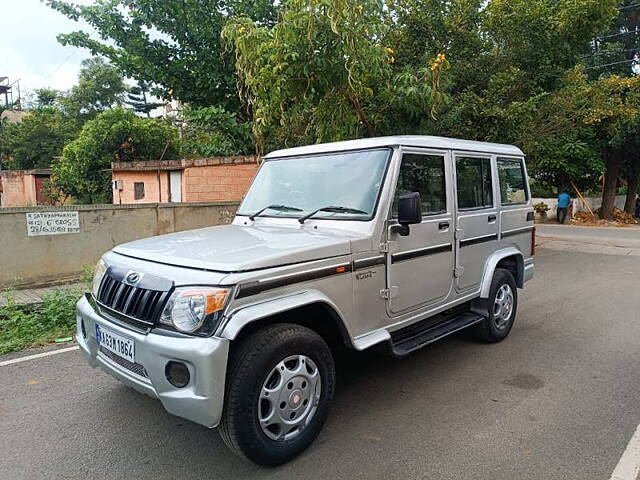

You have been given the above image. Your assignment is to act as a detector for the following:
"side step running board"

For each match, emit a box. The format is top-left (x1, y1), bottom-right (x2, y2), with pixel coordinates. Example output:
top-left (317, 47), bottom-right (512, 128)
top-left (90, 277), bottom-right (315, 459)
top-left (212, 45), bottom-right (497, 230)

top-left (389, 312), bottom-right (485, 357)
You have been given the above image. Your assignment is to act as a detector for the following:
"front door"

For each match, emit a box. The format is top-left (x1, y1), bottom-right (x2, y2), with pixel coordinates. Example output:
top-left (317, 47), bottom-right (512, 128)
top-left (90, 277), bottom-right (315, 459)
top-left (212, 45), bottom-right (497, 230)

top-left (387, 149), bottom-right (455, 315)
top-left (454, 154), bottom-right (499, 291)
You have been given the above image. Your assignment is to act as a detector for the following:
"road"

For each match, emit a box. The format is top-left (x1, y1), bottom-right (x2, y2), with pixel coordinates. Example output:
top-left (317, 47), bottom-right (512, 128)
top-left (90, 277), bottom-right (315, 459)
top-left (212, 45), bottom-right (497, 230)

top-left (1, 231), bottom-right (639, 480)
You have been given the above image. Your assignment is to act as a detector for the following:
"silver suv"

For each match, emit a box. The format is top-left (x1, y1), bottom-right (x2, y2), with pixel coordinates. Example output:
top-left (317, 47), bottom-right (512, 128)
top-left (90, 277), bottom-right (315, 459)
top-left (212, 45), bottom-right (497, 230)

top-left (77, 136), bottom-right (535, 465)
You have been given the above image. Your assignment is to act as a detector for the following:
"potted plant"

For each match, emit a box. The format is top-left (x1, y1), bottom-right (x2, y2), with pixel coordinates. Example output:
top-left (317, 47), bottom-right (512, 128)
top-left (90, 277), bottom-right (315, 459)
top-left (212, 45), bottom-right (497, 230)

top-left (534, 201), bottom-right (550, 220)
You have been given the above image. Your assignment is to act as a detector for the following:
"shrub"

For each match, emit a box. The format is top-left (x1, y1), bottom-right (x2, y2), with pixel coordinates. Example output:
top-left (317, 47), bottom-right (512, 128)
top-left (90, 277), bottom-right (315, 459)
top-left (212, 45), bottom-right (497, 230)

top-left (0, 288), bottom-right (82, 355)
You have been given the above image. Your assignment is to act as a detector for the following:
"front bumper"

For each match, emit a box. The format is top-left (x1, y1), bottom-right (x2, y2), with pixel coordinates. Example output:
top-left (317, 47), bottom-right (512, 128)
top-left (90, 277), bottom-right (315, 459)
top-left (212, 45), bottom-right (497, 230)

top-left (76, 294), bottom-right (229, 428)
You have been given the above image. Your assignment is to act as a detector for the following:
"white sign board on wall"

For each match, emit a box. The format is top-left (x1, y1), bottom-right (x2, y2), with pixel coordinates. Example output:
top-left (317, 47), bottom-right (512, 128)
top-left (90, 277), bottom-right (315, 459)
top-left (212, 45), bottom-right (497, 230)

top-left (26, 211), bottom-right (81, 236)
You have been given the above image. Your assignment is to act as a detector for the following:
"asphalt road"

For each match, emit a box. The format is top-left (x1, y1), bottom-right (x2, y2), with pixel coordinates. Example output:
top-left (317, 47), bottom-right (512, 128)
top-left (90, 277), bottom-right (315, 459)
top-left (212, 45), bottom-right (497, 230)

top-left (1, 238), bottom-right (639, 479)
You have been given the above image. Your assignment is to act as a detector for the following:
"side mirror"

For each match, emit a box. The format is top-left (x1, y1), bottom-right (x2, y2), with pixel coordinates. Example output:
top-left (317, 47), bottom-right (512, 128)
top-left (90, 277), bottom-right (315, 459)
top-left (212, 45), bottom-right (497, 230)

top-left (397, 192), bottom-right (422, 236)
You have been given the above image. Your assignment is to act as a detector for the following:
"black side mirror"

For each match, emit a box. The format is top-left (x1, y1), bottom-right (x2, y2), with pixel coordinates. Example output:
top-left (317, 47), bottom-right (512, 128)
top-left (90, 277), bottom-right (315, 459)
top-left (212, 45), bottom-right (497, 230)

top-left (397, 192), bottom-right (422, 236)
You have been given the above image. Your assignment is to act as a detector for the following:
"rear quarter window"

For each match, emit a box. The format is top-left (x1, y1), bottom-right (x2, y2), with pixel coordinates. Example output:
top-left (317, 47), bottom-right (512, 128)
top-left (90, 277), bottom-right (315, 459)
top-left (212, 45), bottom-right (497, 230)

top-left (497, 158), bottom-right (528, 205)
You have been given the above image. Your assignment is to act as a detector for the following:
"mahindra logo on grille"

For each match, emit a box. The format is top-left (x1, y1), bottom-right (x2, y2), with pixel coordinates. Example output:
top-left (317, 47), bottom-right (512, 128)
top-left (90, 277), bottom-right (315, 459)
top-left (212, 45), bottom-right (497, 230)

top-left (125, 271), bottom-right (142, 285)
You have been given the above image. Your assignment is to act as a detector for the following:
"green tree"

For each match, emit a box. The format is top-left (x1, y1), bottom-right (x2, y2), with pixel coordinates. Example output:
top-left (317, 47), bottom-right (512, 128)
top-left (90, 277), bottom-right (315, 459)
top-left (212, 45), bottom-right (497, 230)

top-left (411, 0), bottom-right (618, 202)
top-left (180, 106), bottom-right (253, 157)
top-left (52, 108), bottom-right (179, 203)
top-left (584, 1), bottom-right (640, 214)
top-left (125, 81), bottom-right (162, 118)
top-left (0, 107), bottom-right (78, 170)
top-left (34, 88), bottom-right (60, 108)
top-left (584, 0), bottom-right (640, 77)
top-left (549, 71), bottom-right (640, 219)
top-left (385, 0), bottom-right (487, 94)
top-left (223, 0), bottom-right (446, 151)
top-left (47, 0), bottom-right (279, 110)
top-left (62, 57), bottom-right (126, 121)
top-left (484, 0), bottom-right (617, 90)
top-left (621, 134), bottom-right (640, 214)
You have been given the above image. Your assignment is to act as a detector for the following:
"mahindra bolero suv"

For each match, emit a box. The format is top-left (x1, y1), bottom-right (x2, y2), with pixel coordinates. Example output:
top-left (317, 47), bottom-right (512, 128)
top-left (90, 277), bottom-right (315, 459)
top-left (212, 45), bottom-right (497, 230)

top-left (76, 136), bottom-right (535, 465)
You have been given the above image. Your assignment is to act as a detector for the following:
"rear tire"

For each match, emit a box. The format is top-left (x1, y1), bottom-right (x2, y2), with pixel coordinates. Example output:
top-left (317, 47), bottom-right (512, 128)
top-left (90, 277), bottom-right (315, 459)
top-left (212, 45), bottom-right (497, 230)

top-left (219, 324), bottom-right (335, 466)
top-left (474, 268), bottom-right (518, 343)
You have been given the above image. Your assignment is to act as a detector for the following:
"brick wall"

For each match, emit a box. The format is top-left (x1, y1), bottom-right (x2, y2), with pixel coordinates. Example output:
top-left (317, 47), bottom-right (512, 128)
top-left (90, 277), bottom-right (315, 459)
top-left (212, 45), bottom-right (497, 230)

top-left (183, 162), bottom-right (258, 202)
top-left (112, 156), bottom-right (259, 204)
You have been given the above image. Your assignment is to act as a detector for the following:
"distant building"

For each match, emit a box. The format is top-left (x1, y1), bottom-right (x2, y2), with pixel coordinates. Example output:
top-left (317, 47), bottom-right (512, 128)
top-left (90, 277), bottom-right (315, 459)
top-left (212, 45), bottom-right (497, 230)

top-left (0, 109), bottom-right (25, 123)
top-left (111, 156), bottom-right (259, 204)
top-left (0, 169), bottom-right (53, 207)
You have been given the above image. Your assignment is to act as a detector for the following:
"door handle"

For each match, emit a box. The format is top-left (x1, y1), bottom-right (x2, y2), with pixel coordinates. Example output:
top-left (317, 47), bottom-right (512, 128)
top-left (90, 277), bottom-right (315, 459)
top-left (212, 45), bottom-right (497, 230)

top-left (439, 222), bottom-right (450, 230)
top-left (488, 215), bottom-right (497, 223)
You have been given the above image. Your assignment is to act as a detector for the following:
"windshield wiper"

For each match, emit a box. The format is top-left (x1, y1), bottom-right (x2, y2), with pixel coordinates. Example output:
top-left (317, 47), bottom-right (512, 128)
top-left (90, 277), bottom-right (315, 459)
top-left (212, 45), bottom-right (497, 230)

top-left (298, 206), bottom-right (369, 224)
top-left (248, 204), bottom-right (303, 221)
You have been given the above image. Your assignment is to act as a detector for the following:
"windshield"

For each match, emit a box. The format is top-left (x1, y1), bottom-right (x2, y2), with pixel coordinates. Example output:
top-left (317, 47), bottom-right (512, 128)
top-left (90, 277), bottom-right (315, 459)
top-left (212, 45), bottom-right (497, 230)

top-left (238, 149), bottom-right (391, 221)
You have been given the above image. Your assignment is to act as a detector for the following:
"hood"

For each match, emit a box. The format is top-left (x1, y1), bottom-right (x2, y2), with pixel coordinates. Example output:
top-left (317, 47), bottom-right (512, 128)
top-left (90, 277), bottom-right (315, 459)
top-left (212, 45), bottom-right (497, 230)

top-left (112, 223), bottom-right (361, 272)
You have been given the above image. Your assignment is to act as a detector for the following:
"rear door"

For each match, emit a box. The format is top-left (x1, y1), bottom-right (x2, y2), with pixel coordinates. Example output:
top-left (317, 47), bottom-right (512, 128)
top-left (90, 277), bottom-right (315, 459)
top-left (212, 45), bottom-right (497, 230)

top-left (387, 148), bottom-right (455, 315)
top-left (454, 154), bottom-right (499, 291)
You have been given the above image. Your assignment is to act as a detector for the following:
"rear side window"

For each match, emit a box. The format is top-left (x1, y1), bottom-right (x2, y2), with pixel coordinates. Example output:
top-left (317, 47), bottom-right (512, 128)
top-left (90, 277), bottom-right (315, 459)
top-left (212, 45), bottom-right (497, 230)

top-left (497, 157), bottom-right (528, 205)
top-left (456, 156), bottom-right (493, 209)
top-left (393, 153), bottom-right (447, 216)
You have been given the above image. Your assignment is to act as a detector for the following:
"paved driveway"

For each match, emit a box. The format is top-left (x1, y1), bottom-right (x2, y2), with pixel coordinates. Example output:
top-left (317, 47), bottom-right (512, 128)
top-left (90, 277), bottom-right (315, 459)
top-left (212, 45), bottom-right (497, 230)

top-left (1, 239), bottom-right (639, 479)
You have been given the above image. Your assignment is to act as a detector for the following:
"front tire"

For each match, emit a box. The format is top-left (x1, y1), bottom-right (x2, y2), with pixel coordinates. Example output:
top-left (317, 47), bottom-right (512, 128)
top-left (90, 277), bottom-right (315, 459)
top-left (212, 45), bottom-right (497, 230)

top-left (474, 268), bottom-right (518, 343)
top-left (219, 324), bottom-right (335, 466)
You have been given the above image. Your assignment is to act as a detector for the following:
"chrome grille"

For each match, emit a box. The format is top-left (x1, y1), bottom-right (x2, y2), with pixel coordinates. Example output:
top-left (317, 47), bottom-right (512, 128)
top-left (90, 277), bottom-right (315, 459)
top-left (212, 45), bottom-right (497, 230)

top-left (100, 347), bottom-right (147, 378)
top-left (97, 271), bottom-right (172, 325)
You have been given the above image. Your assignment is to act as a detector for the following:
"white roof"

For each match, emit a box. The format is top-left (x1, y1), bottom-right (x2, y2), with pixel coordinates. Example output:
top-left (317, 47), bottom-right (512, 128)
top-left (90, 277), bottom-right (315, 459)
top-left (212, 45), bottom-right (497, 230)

top-left (265, 135), bottom-right (524, 159)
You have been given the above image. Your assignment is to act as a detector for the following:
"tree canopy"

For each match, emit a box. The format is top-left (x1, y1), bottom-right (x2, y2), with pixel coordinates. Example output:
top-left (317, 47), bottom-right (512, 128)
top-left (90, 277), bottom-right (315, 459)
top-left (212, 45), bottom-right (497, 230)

top-left (62, 57), bottom-right (127, 121)
top-left (47, 0), bottom-right (279, 110)
top-left (52, 108), bottom-right (179, 203)
top-left (0, 107), bottom-right (78, 170)
top-left (30, 0), bottom-right (640, 215)
top-left (222, 0), bottom-right (448, 151)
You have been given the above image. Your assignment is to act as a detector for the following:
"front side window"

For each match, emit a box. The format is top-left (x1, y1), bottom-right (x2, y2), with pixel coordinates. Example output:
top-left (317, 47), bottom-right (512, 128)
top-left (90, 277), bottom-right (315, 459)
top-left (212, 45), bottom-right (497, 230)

top-left (238, 149), bottom-right (390, 220)
top-left (497, 157), bottom-right (528, 205)
top-left (393, 153), bottom-right (447, 216)
top-left (456, 156), bottom-right (493, 209)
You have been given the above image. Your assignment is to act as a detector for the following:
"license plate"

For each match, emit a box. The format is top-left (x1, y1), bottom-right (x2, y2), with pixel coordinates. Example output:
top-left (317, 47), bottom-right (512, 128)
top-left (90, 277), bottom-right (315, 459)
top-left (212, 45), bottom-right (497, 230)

top-left (96, 324), bottom-right (135, 363)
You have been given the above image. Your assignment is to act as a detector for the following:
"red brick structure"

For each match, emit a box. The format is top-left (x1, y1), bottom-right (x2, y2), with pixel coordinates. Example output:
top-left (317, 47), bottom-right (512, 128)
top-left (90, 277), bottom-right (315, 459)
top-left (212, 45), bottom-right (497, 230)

top-left (111, 156), bottom-right (260, 204)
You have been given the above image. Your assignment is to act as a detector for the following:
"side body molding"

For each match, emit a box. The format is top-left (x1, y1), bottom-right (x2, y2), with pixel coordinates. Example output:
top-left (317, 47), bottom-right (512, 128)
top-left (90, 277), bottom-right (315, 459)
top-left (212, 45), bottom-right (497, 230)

top-left (218, 290), bottom-right (353, 346)
top-left (479, 247), bottom-right (525, 298)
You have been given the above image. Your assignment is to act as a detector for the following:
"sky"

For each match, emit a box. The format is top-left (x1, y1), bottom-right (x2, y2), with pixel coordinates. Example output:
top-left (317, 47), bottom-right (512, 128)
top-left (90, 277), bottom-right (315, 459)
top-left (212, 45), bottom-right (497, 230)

top-left (0, 0), bottom-right (94, 99)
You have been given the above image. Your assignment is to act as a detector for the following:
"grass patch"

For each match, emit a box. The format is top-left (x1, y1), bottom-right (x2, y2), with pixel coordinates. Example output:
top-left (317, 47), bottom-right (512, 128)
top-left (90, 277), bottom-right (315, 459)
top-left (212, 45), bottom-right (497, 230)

top-left (0, 287), bottom-right (85, 355)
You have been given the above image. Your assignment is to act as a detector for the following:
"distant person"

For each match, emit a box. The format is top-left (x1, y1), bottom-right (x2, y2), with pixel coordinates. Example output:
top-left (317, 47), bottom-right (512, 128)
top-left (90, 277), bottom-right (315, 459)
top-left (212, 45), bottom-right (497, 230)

top-left (635, 195), bottom-right (640, 218)
top-left (557, 190), bottom-right (571, 224)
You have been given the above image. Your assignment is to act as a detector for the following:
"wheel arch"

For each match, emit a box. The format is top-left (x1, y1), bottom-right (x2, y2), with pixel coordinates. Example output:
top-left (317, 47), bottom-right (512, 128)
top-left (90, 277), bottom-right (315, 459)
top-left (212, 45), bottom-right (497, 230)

top-left (479, 248), bottom-right (525, 298)
top-left (218, 291), bottom-right (354, 349)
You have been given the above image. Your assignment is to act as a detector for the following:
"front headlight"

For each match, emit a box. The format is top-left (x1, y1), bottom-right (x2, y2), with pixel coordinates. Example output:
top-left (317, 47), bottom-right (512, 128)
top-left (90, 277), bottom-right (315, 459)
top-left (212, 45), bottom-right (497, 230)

top-left (92, 259), bottom-right (107, 298)
top-left (159, 287), bottom-right (230, 335)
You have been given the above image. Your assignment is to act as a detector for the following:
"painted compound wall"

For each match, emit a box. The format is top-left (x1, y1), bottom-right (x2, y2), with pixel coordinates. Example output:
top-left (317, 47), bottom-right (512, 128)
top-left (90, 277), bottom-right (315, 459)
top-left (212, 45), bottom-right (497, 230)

top-left (0, 202), bottom-right (239, 288)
